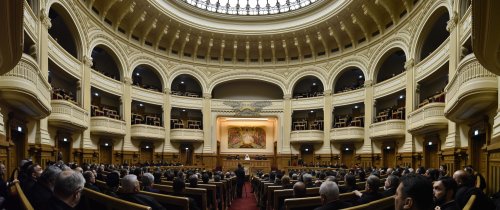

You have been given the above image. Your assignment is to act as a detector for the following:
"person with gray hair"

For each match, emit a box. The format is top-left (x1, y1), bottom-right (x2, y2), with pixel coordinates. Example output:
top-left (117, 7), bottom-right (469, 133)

top-left (83, 171), bottom-right (100, 192)
top-left (302, 173), bottom-right (314, 188)
top-left (27, 165), bottom-right (62, 209)
top-left (141, 173), bottom-right (159, 193)
top-left (353, 175), bottom-right (383, 205)
top-left (119, 174), bottom-right (165, 210)
top-left (43, 170), bottom-right (85, 209)
top-left (314, 181), bottom-right (352, 210)
top-left (382, 175), bottom-right (399, 197)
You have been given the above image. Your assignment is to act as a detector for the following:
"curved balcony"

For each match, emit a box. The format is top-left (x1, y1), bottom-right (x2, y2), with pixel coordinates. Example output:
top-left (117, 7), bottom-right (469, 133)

top-left (131, 124), bottom-right (166, 140)
top-left (291, 96), bottom-right (324, 110)
top-left (374, 72), bottom-right (406, 99)
top-left (132, 86), bottom-right (164, 105)
top-left (332, 88), bottom-right (364, 107)
top-left (171, 95), bottom-right (203, 109)
top-left (48, 100), bottom-right (88, 130)
top-left (170, 128), bottom-right (204, 142)
top-left (444, 56), bottom-right (497, 122)
top-left (0, 54), bottom-right (51, 118)
top-left (90, 117), bottom-right (126, 136)
top-left (369, 119), bottom-right (406, 140)
top-left (90, 70), bottom-right (123, 96)
top-left (330, 127), bottom-right (364, 143)
top-left (407, 103), bottom-right (447, 135)
top-left (48, 37), bottom-right (82, 79)
top-left (290, 130), bottom-right (324, 144)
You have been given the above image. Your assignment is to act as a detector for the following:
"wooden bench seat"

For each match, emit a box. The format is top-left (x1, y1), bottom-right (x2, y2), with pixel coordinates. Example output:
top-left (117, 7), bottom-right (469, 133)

top-left (342, 196), bottom-right (394, 210)
top-left (80, 188), bottom-right (151, 210)
top-left (10, 182), bottom-right (34, 210)
top-left (139, 191), bottom-right (189, 210)
top-left (152, 184), bottom-right (207, 210)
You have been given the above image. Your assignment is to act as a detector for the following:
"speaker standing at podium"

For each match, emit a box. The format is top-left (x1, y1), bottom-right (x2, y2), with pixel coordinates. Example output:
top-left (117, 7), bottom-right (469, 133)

top-left (235, 163), bottom-right (245, 198)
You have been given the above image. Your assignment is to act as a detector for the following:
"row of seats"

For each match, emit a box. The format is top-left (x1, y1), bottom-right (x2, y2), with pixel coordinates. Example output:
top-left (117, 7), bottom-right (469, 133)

top-left (418, 91), bottom-right (445, 108)
top-left (91, 104), bottom-right (121, 119)
top-left (51, 86), bottom-right (77, 104)
top-left (292, 119), bottom-right (324, 131)
top-left (132, 113), bottom-right (162, 126)
top-left (293, 91), bottom-right (324, 99)
top-left (375, 106), bottom-right (405, 122)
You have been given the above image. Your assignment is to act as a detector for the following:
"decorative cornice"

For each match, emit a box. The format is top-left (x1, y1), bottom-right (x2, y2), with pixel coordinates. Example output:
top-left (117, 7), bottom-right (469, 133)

top-left (404, 58), bottom-right (414, 70)
top-left (203, 93), bottom-right (212, 99)
top-left (163, 87), bottom-right (171, 94)
top-left (83, 56), bottom-right (93, 67)
top-left (364, 80), bottom-right (373, 87)
top-left (40, 9), bottom-right (52, 29)
top-left (123, 77), bottom-right (132, 85)
top-left (283, 94), bottom-right (292, 100)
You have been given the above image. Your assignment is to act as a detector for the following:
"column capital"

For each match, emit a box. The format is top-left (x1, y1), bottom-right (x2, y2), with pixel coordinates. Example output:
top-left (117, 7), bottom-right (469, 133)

top-left (163, 87), bottom-right (171, 94)
top-left (446, 11), bottom-right (458, 32)
top-left (83, 56), bottom-right (93, 67)
top-left (364, 80), bottom-right (373, 87)
top-left (203, 93), bottom-right (212, 99)
top-left (40, 9), bottom-right (52, 29)
top-left (404, 58), bottom-right (415, 70)
top-left (323, 90), bottom-right (332, 95)
top-left (283, 94), bottom-right (292, 100)
top-left (123, 77), bottom-right (132, 85)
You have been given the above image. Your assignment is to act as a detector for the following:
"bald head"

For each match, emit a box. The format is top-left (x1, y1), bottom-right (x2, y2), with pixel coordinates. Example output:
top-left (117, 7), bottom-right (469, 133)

top-left (293, 181), bottom-right (307, 198)
top-left (453, 170), bottom-right (470, 187)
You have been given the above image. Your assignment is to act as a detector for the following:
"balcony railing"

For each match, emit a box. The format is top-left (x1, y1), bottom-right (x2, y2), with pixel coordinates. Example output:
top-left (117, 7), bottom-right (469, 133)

top-left (90, 116), bottom-right (126, 136)
top-left (290, 130), bottom-right (324, 143)
top-left (0, 54), bottom-right (51, 118)
top-left (170, 128), bottom-right (204, 142)
top-left (330, 127), bottom-right (364, 142)
top-left (445, 55), bottom-right (497, 121)
top-left (407, 103), bottom-right (447, 134)
top-left (49, 100), bottom-right (88, 130)
top-left (131, 124), bottom-right (166, 140)
top-left (369, 119), bottom-right (405, 139)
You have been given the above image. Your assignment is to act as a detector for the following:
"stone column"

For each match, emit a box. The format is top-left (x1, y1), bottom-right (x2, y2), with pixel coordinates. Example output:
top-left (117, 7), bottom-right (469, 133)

top-left (281, 94), bottom-right (292, 154)
top-left (82, 56), bottom-right (93, 149)
top-left (318, 90), bottom-right (332, 154)
top-left (401, 59), bottom-right (415, 153)
top-left (35, 8), bottom-right (51, 148)
top-left (202, 92), bottom-right (213, 154)
top-left (122, 77), bottom-right (133, 152)
top-left (162, 87), bottom-right (175, 154)
top-left (361, 80), bottom-right (374, 154)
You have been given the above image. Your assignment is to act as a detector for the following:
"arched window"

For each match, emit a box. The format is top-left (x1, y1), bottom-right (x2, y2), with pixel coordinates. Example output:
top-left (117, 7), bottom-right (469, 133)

top-left (334, 68), bottom-right (365, 93)
top-left (375, 49), bottom-right (406, 83)
top-left (132, 65), bottom-right (163, 92)
top-left (48, 4), bottom-right (79, 59)
top-left (211, 79), bottom-right (283, 100)
top-left (292, 76), bottom-right (324, 99)
top-left (417, 8), bottom-right (450, 62)
top-left (91, 45), bottom-right (122, 81)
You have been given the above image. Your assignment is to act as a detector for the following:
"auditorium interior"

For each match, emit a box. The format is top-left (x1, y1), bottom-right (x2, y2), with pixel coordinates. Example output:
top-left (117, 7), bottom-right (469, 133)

top-left (1, 0), bottom-right (500, 209)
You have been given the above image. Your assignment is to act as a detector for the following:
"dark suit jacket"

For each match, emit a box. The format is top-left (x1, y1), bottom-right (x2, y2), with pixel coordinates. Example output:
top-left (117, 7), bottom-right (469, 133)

top-left (354, 191), bottom-right (383, 205)
top-left (381, 187), bottom-right (396, 197)
top-left (119, 193), bottom-right (166, 210)
top-left (313, 200), bottom-right (353, 210)
top-left (28, 182), bottom-right (53, 209)
top-left (437, 200), bottom-right (460, 210)
top-left (338, 185), bottom-right (357, 194)
top-left (85, 183), bottom-right (101, 192)
top-left (143, 186), bottom-right (160, 193)
top-left (42, 196), bottom-right (74, 210)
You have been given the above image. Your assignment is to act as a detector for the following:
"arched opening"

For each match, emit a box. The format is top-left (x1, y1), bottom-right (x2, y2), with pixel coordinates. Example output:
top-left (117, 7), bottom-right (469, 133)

top-left (91, 87), bottom-right (122, 120)
top-left (469, 122), bottom-right (489, 175)
top-left (171, 74), bottom-right (203, 98)
top-left (131, 100), bottom-right (163, 127)
top-left (416, 63), bottom-right (448, 109)
top-left (334, 68), bottom-right (365, 93)
top-left (140, 142), bottom-right (154, 164)
top-left (423, 135), bottom-right (440, 169)
top-left (180, 144), bottom-right (194, 165)
top-left (300, 144), bottom-right (314, 166)
top-left (99, 140), bottom-right (113, 164)
top-left (48, 4), bottom-right (79, 59)
top-left (374, 90), bottom-right (406, 123)
top-left (132, 65), bottom-right (163, 92)
top-left (341, 145), bottom-right (354, 168)
top-left (170, 108), bottom-right (203, 130)
top-left (382, 142), bottom-right (396, 168)
top-left (376, 49), bottom-right (406, 83)
top-left (55, 131), bottom-right (72, 163)
top-left (333, 103), bottom-right (364, 128)
top-left (292, 76), bottom-right (324, 99)
top-left (8, 117), bottom-right (27, 176)
top-left (211, 79), bottom-right (283, 100)
top-left (292, 109), bottom-right (324, 131)
top-left (91, 45), bottom-right (122, 81)
top-left (418, 8), bottom-right (450, 62)
top-left (49, 59), bottom-right (79, 105)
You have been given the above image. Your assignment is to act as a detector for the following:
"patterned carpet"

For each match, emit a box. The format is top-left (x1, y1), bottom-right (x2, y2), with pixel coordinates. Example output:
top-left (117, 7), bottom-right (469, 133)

top-left (228, 182), bottom-right (259, 210)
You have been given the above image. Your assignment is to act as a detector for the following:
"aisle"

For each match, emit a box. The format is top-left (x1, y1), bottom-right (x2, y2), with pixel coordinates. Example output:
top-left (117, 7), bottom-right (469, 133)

top-left (228, 182), bottom-right (259, 210)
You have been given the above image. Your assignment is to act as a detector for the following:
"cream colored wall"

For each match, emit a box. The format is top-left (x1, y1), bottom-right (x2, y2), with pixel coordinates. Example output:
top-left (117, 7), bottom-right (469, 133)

top-left (1, 0), bottom-right (494, 163)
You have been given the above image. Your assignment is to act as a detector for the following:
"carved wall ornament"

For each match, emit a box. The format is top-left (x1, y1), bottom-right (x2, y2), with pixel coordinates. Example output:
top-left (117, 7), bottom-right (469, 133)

top-left (404, 59), bottom-right (415, 70)
top-left (83, 55), bottom-right (93, 67)
top-left (40, 8), bottom-right (52, 29)
top-left (223, 101), bottom-right (272, 116)
top-left (446, 12), bottom-right (459, 32)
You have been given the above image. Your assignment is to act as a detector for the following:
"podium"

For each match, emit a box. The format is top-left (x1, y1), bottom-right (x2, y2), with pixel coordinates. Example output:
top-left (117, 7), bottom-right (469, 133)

top-left (222, 159), bottom-right (271, 175)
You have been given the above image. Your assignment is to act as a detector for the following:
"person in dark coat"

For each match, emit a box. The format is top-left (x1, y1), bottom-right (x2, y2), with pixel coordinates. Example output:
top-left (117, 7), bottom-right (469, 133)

top-left (314, 181), bottom-right (352, 210)
top-left (28, 165), bottom-right (62, 209)
top-left (339, 174), bottom-right (358, 193)
top-left (353, 175), bottom-right (383, 205)
top-left (118, 174), bottom-right (165, 210)
top-left (433, 176), bottom-right (460, 210)
top-left (382, 175), bottom-right (399, 197)
top-left (394, 174), bottom-right (434, 210)
top-left (43, 170), bottom-right (85, 210)
top-left (141, 173), bottom-right (160, 193)
top-left (83, 171), bottom-right (100, 192)
top-left (235, 164), bottom-right (245, 198)
top-left (172, 177), bottom-right (201, 210)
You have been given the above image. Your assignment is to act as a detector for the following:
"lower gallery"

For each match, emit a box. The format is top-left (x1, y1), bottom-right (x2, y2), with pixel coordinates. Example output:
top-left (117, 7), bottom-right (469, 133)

top-left (1, 0), bottom-right (499, 209)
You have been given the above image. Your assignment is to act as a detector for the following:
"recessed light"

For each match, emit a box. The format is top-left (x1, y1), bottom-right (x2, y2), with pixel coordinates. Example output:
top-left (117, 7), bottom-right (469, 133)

top-left (312, 82), bottom-right (316, 86)
top-left (145, 145), bottom-right (149, 149)
top-left (399, 95), bottom-right (404, 99)
top-left (104, 143), bottom-right (109, 146)
top-left (386, 146), bottom-right (390, 150)
top-left (63, 138), bottom-right (67, 142)
top-left (181, 81), bottom-right (184, 84)
top-left (136, 72), bottom-right (140, 76)
top-left (345, 148), bottom-right (349, 151)
top-left (474, 130), bottom-right (479, 136)
top-left (359, 75), bottom-right (363, 78)
top-left (354, 105), bottom-right (358, 109)
top-left (310, 110), bottom-right (314, 113)
top-left (305, 148), bottom-right (309, 152)
top-left (139, 103), bottom-right (143, 107)
top-left (17, 126), bottom-right (22, 132)
top-left (94, 92), bottom-right (99, 96)
top-left (428, 142), bottom-right (433, 146)
top-left (185, 147), bottom-right (189, 150)
top-left (182, 109), bottom-right (186, 112)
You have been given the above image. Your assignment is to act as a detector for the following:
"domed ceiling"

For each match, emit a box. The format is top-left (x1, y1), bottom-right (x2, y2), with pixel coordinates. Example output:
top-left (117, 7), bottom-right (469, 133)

top-left (86, 0), bottom-right (415, 65)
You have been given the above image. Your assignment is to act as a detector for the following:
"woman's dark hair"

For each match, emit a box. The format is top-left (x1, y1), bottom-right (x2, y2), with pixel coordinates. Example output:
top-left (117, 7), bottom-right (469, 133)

top-left (107, 171), bottom-right (120, 187)
top-left (345, 174), bottom-right (356, 187)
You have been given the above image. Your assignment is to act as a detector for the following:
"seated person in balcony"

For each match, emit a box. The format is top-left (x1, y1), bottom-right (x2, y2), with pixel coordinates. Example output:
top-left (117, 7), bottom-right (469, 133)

top-left (353, 175), bottom-right (383, 205)
top-left (382, 175), bottom-right (399, 197)
top-left (314, 181), bottom-right (352, 210)
top-left (141, 173), bottom-right (159, 193)
top-left (83, 171), bottom-right (100, 192)
top-left (119, 174), bottom-right (165, 210)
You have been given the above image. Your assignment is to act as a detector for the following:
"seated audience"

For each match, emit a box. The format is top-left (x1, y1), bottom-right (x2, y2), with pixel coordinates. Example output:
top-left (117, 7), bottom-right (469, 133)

top-left (141, 173), bottom-right (160, 193)
top-left (83, 171), bottom-right (100, 192)
top-left (394, 174), bottom-right (434, 210)
top-left (314, 181), bottom-right (352, 210)
top-left (382, 175), bottom-right (399, 197)
top-left (188, 174), bottom-right (198, 188)
top-left (22, 163), bottom-right (42, 193)
top-left (293, 182), bottom-right (307, 198)
top-left (303, 173), bottom-right (314, 188)
top-left (172, 177), bottom-right (200, 210)
top-left (353, 175), bottom-right (383, 205)
top-left (339, 174), bottom-right (357, 193)
top-left (118, 174), bottom-right (165, 210)
top-left (453, 170), bottom-right (494, 209)
top-left (43, 170), bottom-right (85, 210)
top-left (281, 175), bottom-right (293, 189)
top-left (102, 171), bottom-right (120, 197)
top-left (433, 176), bottom-right (459, 210)
top-left (28, 165), bottom-right (62, 209)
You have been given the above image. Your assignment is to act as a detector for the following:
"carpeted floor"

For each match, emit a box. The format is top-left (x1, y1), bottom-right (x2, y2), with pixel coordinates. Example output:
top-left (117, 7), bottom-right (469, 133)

top-left (228, 182), bottom-right (259, 210)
